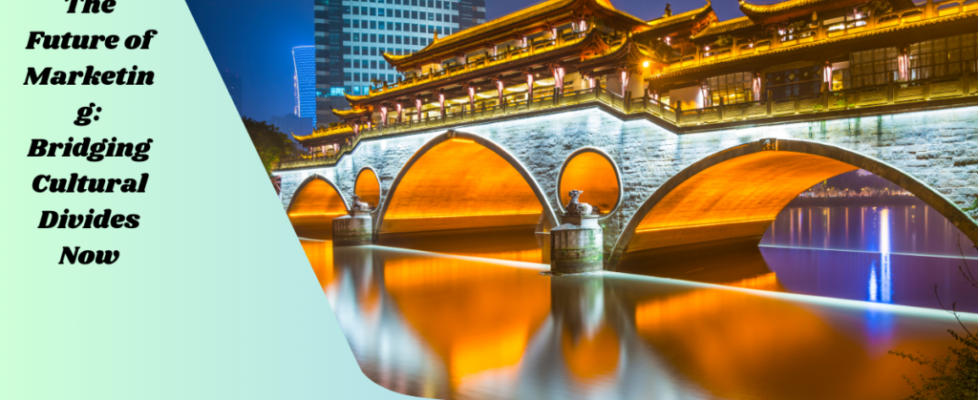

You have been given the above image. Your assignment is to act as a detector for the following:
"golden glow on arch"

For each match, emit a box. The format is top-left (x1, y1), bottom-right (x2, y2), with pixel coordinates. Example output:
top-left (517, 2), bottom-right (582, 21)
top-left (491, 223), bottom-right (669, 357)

top-left (355, 168), bottom-right (381, 209)
top-left (288, 178), bottom-right (348, 239)
top-left (559, 150), bottom-right (620, 215)
top-left (627, 151), bottom-right (856, 253)
top-left (382, 139), bottom-right (544, 234)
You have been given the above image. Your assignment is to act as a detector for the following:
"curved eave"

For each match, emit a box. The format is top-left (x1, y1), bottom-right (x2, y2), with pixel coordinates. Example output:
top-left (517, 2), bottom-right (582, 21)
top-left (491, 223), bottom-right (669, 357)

top-left (332, 106), bottom-right (373, 117)
top-left (383, 52), bottom-right (411, 65)
top-left (690, 16), bottom-right (756, 40)
top-left (293, 129), bottom-right (354, 142)
top-left (644, 2), bottom-right (714, 33)
top-left (576, 38), bottom-right (649, 69)
top-left (653, 10), bottom-right (978, 82)
top-left (343, 93), bottom-right (371, 103)
top-left (738, 0), bottom-right (901, 21)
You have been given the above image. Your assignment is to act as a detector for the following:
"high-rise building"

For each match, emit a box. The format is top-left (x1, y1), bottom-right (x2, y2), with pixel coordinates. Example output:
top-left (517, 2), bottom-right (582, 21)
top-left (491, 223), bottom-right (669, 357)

top-left (457, 0), bottom-right (485, 31)
top-left (314, 0), bottom-right (473, 129)
top-left (220, 69), bottom-right (243, 116)
top-left (293, 46), bottom-right (317, 127)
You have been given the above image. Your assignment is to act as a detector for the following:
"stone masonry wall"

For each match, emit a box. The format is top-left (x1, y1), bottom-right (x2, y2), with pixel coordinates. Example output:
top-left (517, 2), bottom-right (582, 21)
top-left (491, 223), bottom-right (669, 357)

top-left (274, 106), bottom-right (978, 252)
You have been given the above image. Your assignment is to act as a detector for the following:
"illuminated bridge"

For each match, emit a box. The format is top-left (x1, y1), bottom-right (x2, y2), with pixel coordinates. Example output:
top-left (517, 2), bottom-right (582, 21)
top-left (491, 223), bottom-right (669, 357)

top-left (274, 105), bottom-right (978, 270)
top-left (273, 0), bottom-right (978, 271)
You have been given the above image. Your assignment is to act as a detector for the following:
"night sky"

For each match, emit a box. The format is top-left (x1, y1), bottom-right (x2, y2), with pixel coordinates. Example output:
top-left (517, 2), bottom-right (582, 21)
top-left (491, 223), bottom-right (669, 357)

top-left (185, 0), bottom-right (748, 123)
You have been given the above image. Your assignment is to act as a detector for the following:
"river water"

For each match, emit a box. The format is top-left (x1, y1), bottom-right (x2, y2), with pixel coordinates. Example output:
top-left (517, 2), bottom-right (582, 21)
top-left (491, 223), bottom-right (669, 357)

top-left (296, 197), bottom-right (978, 399)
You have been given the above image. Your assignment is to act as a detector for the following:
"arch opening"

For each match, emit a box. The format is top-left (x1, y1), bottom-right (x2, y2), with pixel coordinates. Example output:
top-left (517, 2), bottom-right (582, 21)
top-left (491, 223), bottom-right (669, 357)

top-left (558, 148), bottom-right (622, 216)
top-left (376, 132), bottom-right (558, 262)
top-left (355, 167), bottom-right (381, 209)
top-left (612, 139), bottom-right (978, 278)
top-left (287, 176), bottom-right (348, 240)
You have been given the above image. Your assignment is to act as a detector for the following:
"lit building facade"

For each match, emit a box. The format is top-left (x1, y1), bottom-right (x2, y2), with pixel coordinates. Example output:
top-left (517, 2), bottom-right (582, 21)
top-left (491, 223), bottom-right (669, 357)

top-left (293, 46), bottom-right (317, 127)
top-left (315, 0), bottom-right (478, 128)
top-left (296, 0), bottom-right (978, 156)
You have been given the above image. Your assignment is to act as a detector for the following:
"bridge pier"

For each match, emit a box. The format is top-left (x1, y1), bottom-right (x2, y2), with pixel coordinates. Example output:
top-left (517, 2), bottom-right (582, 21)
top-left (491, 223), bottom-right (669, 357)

top-left (550, 213), bottom-right (603, 275)
top-left (332, 209), bottom-right (373, 247)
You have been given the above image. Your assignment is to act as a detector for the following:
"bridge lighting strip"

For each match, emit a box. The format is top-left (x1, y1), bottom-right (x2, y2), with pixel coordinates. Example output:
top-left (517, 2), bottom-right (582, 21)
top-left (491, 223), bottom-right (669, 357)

top-left (759, 244), bottom-right (978, 260)
top-left (295, 238), bottom-right (550, 271)
top-left (607, 270), bottom-right (978, 321)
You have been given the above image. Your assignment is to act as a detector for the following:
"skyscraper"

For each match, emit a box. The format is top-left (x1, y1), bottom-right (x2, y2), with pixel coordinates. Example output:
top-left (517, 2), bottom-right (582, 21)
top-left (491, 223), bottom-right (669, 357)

top-left (293, 46), bottom-right (317, 127)
top-left (314, 0), bottom-right (477, 128)
top-left (220, 69), bottom-right (243, 116)
top-left (457, 0), bottom-right (485, 31)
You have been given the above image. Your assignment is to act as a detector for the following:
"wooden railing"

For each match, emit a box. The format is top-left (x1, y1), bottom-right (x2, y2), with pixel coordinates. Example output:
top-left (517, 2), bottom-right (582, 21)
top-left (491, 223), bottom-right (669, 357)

top-left (277, 72), bottom-right (978, 170)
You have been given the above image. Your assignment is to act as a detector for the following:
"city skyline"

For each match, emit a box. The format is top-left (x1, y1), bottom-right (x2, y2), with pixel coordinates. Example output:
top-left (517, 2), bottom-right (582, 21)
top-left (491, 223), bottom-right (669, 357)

top-left (186, 0), bottom-right (745, 123)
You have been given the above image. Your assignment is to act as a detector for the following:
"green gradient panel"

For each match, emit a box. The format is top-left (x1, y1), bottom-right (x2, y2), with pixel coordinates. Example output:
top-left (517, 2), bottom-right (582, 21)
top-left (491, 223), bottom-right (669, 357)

top-left (0, 1), bottom-right (409, 398)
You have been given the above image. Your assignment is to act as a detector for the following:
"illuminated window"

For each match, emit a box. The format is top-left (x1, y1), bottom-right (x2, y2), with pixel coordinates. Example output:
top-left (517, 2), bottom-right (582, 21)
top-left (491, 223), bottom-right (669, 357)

top-left (908, 33), bottom-right (978, 80)
top-left (850, 47), bottom-right (898, 87)
top-left (704, 72), bottom-right (755, 105)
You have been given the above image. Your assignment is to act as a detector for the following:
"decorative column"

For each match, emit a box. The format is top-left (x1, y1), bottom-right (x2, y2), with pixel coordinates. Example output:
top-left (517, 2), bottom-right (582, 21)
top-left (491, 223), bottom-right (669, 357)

top-left (822, 61), bottom-right (833, 92)
top-left (438, 91), bottom-right (446, 118)
top-left (332, 195), bottom-right (373, 247)
top-left (415, 97), bottom-right (423, 121)
top-left (619, 68), bottom-right (629, 97)
top-left (395, 102), bottom-right (403, 123)
top-left (897, 47), bottom-right (909, 81)
top-left (550, 190), bottom-right (602, 274)
top-left (526, 70), bottom-right (535, 102)
top-left (752, 72), bottom-right (762, 101)
top-left (551, 64), bottom-right (565, 95)
top-left (496, 77), bottom-right (505, 106)
top-left (467, 84), bottom-right (476, 110)
top-left (379, 105), bottom-right (388, 126)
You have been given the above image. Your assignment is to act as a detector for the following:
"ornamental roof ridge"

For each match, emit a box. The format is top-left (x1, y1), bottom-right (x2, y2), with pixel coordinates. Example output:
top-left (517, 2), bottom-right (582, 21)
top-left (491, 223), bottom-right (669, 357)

top-left (645, 1), bottom-right (713, 29)
top-left (690, 16), bottom-right (755, 40)
top-left (738, 0), bottom-right (910, 19)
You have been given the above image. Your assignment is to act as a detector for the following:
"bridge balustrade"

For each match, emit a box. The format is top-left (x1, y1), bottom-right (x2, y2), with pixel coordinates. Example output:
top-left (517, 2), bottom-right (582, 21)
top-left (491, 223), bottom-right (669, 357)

top-left (277, 71), bottom-right (978, 170)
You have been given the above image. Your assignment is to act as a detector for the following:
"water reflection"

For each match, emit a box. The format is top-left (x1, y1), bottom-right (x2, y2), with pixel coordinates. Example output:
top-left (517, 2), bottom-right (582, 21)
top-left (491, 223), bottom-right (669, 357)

top-left (762, 199), bottom-right (974, 257)
top-left (302, 241), bottom-right (966, 400)
top-left (758, 199), bottom-right (978, 312)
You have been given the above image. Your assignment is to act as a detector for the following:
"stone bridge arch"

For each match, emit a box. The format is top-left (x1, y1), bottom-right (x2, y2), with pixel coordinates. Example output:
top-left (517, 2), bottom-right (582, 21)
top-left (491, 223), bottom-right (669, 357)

top-left (609, 138), bottom-right (978, 269)
top-left (375, 130), bottom-right (560, 240)
top-left (287, 175), bottom-right (349, 239)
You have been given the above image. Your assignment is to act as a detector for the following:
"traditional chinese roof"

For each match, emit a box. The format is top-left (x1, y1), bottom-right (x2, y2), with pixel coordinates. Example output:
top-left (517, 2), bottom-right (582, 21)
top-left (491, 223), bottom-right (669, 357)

top-left (653, 8), bottom-right (978, 82)
top-left (739, 0), bottom-right (912, 22)
top-left (349, 29), bottom-right (625, 106)
top-left (690, 16), bottom-right (755, 40)
top-left (577, 37), bottom-right (658, 69)
top-left (644, 1), bottom-right (715, 34)
top-left (383, 0), bottom-right (649, 68)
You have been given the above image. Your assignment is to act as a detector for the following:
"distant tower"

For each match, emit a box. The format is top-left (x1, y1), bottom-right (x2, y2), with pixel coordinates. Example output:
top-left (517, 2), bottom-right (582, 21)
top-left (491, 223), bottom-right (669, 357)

top-left (315, 0), bottom-right (473, 129)
top-left (458, 0), bottom-right (486, 30)
top-left (293, 45), bottom-right (317, 127)
top-left (220, 69), bottom-right (243, 116)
